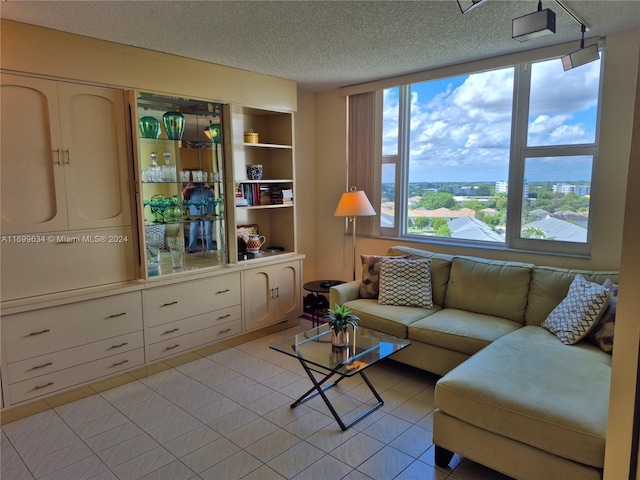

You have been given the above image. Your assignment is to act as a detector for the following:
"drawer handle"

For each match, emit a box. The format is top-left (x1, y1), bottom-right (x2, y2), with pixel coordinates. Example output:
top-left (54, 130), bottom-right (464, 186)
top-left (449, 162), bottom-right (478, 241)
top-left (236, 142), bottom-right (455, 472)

top-left (164, 344), bottom-right (180, 351)
top-left (218, 328), bottom-right (232, 334)
top-left (216, 314), bottom-right (231, 321)
top-left (216, 289), bottom-right (230, 294)
top-left (29, 329), bottom-right (50, 336)
top-left (109, 342), bottom-right (128, 349)
top-left (163, 328), bottom-right (179, 334)
top-left (107, 312), bottom-right (127, 318)
top-left (32, 362), bottom-right (53, 370)
top-left (34, 381), bottom-right (54, 390)
top-left (161, 301), bottom-right (178, 307)
top-left (111, 359), bottom-right (129, 367)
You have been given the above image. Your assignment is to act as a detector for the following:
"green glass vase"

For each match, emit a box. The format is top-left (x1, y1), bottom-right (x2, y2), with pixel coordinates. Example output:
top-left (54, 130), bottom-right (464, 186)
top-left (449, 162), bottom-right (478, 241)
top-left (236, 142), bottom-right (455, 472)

top-left (163, 111), bottom-right (185, 140)
top-left (207, 123), bottom-right (222, 144)
top-left (139, 116), bottom-right (161, 139)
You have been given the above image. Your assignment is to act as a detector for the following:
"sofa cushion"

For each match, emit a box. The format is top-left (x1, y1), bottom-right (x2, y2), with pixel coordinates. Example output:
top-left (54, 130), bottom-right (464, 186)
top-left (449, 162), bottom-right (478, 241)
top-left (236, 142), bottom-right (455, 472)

top-left (359, 254), bottom-right (409, 299)
top-left (387, 246), bottom-right (453, 307)
top-left (408, 309), bottom-right (521, 355)
top-left (435, 326), bottom-right (611, 468)
top-left (342, 298), bottom-right (441, 339)
top-left (525, 266), bottom-right (619, 326)
top-left (588, 279), bottom-right (618, 353)
top-left (541, 275), bottom-right (610, 345)
top-left (444, 257), bottom-right (533, 323)
top-left (378, 258), bottom-right (433, 308)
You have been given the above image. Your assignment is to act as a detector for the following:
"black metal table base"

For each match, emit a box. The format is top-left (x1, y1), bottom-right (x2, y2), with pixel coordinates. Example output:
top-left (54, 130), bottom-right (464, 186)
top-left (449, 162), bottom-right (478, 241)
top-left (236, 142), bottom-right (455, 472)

top-left (291, 357), bottom-right (384, 431)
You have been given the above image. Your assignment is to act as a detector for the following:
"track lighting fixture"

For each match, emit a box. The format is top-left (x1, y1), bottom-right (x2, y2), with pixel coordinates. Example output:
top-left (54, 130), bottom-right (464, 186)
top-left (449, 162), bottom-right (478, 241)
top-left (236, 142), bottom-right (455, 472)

top-left (456, 0), bottom-right (488, 14)
top-left (512, 0), bottom-right (556, 42)
top-left (561, 24), bottom-right (600, 71)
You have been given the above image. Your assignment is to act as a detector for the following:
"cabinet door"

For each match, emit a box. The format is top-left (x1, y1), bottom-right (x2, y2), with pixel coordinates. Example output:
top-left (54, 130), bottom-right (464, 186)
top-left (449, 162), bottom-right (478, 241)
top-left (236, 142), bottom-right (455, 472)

top-left (0, 74), bottom-right (68, 234)
top-left (58, 83), bottom-right (132, 229)
top-left (243, 268), bottom-right (273, 330)
top-left (273, 261), bottom-right (301, 320)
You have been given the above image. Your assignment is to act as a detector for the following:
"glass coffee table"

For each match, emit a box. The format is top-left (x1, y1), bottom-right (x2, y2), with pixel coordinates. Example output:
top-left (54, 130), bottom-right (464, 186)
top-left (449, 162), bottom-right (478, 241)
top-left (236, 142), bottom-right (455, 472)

top-left (270, 324), bottom-right (410, 430)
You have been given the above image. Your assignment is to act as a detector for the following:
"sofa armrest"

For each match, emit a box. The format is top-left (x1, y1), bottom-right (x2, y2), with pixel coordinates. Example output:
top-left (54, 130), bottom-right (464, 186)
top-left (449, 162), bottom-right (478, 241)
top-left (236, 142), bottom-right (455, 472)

top-left (330, 281), bottom-right (361, 307)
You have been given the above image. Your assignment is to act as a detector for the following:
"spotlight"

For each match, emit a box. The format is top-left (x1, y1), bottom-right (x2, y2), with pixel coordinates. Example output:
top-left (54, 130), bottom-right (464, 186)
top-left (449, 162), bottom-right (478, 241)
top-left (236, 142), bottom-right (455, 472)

top-left (561, 24), bottom-right (600, 71)
top-left (512, 1), bottom-right (556, 42)
top-left (457, 0), bottom-right (488, 14)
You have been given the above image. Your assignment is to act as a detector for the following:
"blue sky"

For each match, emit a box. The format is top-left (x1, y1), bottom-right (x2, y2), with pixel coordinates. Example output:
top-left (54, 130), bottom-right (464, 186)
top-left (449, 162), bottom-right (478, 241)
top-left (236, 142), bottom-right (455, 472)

top-left (383, 57), bottom-right (600, 183)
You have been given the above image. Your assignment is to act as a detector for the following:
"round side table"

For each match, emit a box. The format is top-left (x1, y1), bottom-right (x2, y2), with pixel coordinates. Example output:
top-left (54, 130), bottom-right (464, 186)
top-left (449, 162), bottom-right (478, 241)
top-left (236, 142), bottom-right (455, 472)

top-left (303, 280), bottom-right (345, 326)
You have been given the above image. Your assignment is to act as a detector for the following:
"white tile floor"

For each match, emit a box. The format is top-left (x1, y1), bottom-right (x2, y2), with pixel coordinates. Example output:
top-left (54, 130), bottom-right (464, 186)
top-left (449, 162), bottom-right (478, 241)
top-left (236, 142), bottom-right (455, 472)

top-left (1, 320), bottom-right (514, 480)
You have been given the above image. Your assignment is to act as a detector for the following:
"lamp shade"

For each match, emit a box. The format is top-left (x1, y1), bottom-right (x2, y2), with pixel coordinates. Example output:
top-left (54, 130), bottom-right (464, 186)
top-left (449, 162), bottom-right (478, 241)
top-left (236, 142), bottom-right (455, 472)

top-left (334, 188), bottom-right (376, 217)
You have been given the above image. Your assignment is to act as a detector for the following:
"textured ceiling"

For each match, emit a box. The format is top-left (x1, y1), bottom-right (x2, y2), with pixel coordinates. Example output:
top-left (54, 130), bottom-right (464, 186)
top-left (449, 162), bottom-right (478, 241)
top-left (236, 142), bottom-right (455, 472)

top-left (1, 1), bottom-right (639, 92)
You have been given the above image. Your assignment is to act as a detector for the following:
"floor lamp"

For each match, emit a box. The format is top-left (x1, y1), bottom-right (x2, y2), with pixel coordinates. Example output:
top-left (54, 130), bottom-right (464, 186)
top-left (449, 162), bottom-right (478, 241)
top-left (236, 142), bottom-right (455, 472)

top-left (334, 187), bottom-right (377, 281)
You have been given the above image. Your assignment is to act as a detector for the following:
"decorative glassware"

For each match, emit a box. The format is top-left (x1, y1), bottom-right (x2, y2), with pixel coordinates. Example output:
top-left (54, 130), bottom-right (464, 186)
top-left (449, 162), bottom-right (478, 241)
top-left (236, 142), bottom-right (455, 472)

top-left (162, 151), bottom-right (176, 182)
top-left (146, 152), bottom-right (161, 182)
top-left (207, 122), bottom-right (222, 144)
top-left (163, 111), bottom-right (185, 140)
top-left (139, 116), bottom-right (161, 138)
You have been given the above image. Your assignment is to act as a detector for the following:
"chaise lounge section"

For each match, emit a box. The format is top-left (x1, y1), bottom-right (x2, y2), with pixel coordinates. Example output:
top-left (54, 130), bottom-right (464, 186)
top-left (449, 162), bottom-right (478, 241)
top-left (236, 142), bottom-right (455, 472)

top-left (330, 245), bottom-right (617, 479)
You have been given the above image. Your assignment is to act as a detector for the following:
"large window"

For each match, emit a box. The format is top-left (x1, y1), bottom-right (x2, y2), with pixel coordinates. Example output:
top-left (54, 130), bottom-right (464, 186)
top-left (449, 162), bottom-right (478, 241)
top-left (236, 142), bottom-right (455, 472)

top-left (378, 53), bottom-right (602, 256)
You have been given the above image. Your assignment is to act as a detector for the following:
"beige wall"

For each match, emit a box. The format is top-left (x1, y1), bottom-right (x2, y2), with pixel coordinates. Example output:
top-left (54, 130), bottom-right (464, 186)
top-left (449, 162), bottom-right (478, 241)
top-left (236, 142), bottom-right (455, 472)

top-left (604, 30), bottom-right (640, 480)
top-left (0, 20), bottom-right (296, 111)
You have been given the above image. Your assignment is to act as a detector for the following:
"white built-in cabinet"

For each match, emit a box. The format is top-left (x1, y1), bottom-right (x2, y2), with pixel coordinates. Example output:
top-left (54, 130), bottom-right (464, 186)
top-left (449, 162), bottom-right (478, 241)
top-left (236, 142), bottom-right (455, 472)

top-left (1, 292), bottom-right (144, 405)
top-left (0, 73), bottom-right (136, 301)
top-left (0, 77), bottom-right (303, 410)
top-left (143, 273), bottom-right (242, 361)
top-left (243, 260), bottom-right (301, 331)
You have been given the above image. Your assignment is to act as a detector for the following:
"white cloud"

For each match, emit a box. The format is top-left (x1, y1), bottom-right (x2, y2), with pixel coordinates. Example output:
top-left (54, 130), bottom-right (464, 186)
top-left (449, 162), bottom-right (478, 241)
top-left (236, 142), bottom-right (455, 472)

top-left (382, 57), bottom-right (600, 181)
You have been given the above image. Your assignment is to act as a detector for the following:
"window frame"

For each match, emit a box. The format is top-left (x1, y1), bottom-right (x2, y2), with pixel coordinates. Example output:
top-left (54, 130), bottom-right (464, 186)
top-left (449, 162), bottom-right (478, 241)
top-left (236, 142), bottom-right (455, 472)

top-left (375, 51), bottom-right (603, 257)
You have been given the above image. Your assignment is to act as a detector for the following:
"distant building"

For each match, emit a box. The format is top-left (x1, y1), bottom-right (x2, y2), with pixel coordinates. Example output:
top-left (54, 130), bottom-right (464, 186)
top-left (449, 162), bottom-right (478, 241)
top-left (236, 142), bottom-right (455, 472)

top-left (523, 217), bottom-right (587, 242)
top-left (553, 183), bottom-right (591, 197)
top-left (495, 181), bottom-right (508, 193)
top-left (448, 216), bottom-right (504, 242)
top-left (495, 180), bottom-right (528, 197)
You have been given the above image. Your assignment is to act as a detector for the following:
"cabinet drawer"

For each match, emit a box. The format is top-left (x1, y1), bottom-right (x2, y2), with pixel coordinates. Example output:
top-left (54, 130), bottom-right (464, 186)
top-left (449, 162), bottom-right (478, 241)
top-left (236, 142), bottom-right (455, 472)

top-left (147, 319), bottom-right (242, 362)
top-left (6, 331), bottom-right (143, 384)
top-left (0, 227), bottom-right (136, 302)
top-left (143, 273), bottom-right (241, 327)
top-left (8, 348), bottom-right (145, 404)
top-left (2, 292), bottom-right (143, 363)
top-left (147, 305), bottom-right (241, 344)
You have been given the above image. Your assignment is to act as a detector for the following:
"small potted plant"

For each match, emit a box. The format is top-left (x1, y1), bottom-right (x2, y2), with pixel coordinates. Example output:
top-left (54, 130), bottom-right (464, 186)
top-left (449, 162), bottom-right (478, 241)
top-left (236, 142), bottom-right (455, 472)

top-left (326, 304), bottom-right (359, 349)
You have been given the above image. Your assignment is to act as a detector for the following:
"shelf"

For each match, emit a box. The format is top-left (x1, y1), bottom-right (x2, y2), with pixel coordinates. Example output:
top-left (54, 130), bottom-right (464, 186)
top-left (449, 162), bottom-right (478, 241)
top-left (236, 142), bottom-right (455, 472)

top-left (238, 179), bottom-right (293, 184)
top-left (239, 142), bottom-right (292, 150)
top-left (236, 204), bottom-right (293, 210)
top-left (142, 181), bottom-right (223, 185)
top-left (144, 215), bottom-right (224, 226)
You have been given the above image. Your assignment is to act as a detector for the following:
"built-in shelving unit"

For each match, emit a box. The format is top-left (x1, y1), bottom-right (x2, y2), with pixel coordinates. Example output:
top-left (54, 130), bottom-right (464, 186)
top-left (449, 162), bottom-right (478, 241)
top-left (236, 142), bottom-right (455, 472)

top-left (226, 105), bottom-right (296, 262)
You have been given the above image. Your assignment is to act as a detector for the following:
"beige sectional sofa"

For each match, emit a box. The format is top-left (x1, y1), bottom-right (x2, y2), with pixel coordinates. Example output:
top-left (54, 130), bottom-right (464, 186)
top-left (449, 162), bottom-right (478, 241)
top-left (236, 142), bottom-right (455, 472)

top-left (330, 245), bottom-right (618, 480)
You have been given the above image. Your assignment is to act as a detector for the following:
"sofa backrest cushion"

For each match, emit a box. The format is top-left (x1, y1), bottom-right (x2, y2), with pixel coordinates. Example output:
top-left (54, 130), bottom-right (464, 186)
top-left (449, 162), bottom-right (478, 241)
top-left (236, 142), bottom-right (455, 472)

top-left (525, 266), bottom-right (620, 326)
top-left (388, 246), bottom-right (453, 307)
top-left (445, 257), bottom-right (533, 323)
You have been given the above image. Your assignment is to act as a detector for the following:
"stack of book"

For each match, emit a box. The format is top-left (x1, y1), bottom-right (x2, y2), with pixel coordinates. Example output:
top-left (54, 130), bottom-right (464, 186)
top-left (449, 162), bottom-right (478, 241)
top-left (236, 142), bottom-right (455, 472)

top-left (236, 184), bottom-right (293, 206)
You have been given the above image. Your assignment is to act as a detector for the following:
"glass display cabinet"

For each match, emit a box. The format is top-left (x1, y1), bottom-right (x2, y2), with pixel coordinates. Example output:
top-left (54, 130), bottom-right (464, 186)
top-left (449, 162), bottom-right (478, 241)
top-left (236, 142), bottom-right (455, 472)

top-left (132, 91), bottom-right (227, 278)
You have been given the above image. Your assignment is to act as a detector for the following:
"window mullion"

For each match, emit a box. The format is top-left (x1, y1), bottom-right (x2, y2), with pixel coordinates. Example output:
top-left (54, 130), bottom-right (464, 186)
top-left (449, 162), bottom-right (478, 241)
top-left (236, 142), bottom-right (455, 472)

top-left (397, 84), bottom-right (411, 236)
top-left (506, 63), bottom-right (531, 247)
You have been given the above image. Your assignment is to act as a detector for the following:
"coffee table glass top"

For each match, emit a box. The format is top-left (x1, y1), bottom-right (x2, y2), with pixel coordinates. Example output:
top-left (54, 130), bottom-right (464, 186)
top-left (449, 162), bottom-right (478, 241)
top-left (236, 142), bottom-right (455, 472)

top-left (270, 324), bottom-right (410, 377)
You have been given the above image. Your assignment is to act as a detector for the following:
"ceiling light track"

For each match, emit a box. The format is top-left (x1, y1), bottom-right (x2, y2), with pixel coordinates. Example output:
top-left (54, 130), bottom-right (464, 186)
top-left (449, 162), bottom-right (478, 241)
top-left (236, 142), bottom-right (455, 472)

top-left (554, 0), bottom-right (590, 31)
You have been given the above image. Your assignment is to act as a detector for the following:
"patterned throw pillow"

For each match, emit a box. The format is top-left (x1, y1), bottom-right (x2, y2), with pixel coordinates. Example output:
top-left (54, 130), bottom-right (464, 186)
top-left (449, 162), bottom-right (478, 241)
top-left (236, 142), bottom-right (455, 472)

top-left (360, 254), bottom-right (409, 299)
top-left (378, 258), bottom-right (433, 308)
top-left (542, 275), bottom-right (610, 345)
top-left (587, 279), bottom-right (618, 354)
